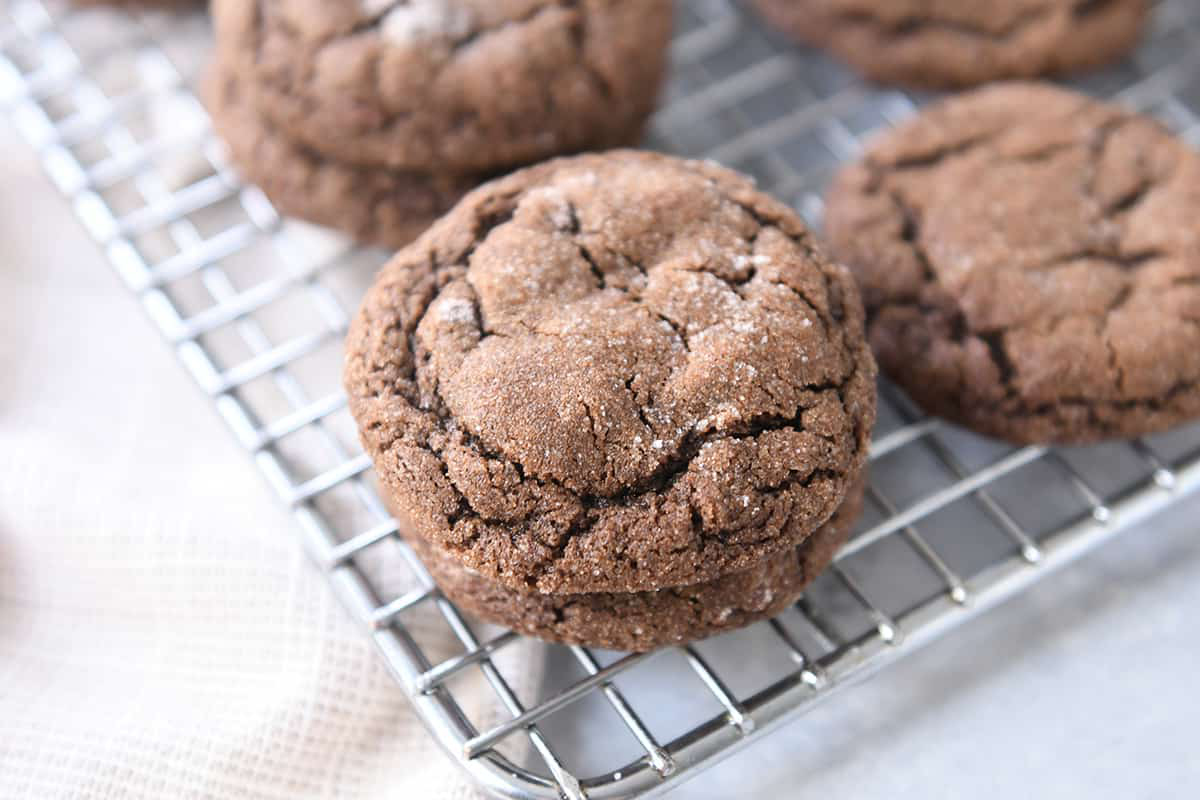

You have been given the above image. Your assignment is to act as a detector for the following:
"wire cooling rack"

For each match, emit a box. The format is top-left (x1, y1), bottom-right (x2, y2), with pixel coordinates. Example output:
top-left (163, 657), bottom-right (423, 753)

top-left (5, 1), bottom-right (1200, 797)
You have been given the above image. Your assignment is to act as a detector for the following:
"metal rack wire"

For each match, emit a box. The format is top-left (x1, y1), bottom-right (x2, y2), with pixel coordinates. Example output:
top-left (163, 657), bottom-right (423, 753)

top-left (4, 1), bottom-right (1200, 797)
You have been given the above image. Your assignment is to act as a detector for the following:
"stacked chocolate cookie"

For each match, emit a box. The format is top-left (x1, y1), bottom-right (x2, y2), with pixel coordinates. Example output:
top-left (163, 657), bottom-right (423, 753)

top-left (345, 151), bottom-right (877, 650)
top-left (205, 0), bottom-right (673, 250)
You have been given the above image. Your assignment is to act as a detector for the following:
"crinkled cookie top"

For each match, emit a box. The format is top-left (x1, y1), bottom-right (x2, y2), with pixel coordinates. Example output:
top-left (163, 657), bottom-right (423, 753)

top-left (212, 0), bottom-right (673, 171)
top-left (346, 151), bottom-right (876, 593)
top-left (826, 82), bottom-right (1200, 443)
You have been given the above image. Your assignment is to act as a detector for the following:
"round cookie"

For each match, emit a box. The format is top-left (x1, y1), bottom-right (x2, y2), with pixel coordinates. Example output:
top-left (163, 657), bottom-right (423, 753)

top-left (407, 476), bottom-right (864, 651)
top-left (345, 150), bottom-right (877, 594)
top-left (748, 0), bottom-right (1150, 89)
top-left (824, 82), bottom-right (1200, 444)
top-left (211, 0), bottom-right (673, 172)
top-left (205, 65), bottom-right (478, 251)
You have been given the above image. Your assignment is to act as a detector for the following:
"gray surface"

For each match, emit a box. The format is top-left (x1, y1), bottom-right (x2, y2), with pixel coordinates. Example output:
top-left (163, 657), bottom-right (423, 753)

top-left (680, 498), bottom-right (1200, 798)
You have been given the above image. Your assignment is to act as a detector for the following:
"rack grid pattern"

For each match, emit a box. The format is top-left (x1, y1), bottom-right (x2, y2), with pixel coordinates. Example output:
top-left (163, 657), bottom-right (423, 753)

top-left (4, 1), bottom-right (1200, 797)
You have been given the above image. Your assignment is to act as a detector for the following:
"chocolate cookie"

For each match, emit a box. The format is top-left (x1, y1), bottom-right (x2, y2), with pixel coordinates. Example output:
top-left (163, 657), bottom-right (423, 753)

top-left (825, 83), bottom-right (1200, 444)
top-left (748, 0), bottom-right (1150, 89)
top-left (211, 0), bottom-right (673, 172)
top-left (407, 476), bottom-right (864, 651)
top-left (205, 64), bottom-right (476, 251)
top-left (345, 150), bottom-right (877, 594)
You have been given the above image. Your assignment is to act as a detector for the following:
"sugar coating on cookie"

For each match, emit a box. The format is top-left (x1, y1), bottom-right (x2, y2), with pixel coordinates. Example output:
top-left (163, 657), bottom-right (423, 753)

top-left (407, 476), bottom-right (864, 651)
top-left (345, 151), bottom-right (877, 594)
top-left (367, 0), bottom-right (474, 44)
top-left (748, 0), bottom-right (1150, 89)
top-left (211, 0), bottom-right (674, 172)
top-left (825, 82), bottom-right (1200, 444)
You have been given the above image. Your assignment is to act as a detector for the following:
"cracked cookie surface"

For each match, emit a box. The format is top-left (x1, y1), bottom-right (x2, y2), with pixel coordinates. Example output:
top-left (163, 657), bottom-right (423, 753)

top-left (748, 0), bottom-right (1149, 89)
top-left (825, 82), bottom-right (1200, 444)
top-left (345, 151), bottom-right (876, 594)
top-left (406, 476), bottom-right (863, 651)
top-left (211, 0), bottom-right (672, 172)
top-left (205, 65), bottom-right (477, 250)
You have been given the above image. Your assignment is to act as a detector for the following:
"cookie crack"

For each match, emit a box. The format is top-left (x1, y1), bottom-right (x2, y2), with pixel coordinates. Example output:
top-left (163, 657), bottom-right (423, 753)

top-left (578, 241), bottom-right (606, 288)
top-left (872, 133), bottom-right (1001, 177)
top-left (1024, 376), bottom-right (1200, 418)
top-left (978, 331), bottom-right (1017, 386)
top-left (1101, 323), bottom-right (1126, 397)
top-left (1006, 139), bottom-right (1079, 165)
top-left (1084, 115), bottom-right (1132, 201)
top-left (888, 189), bottom-right (937, 288)
top-left (563, 0), bottom-right (615, 101)
top-left (723, 193), bottom-right (844, 333)
top-left (834, 4), bottom-right (1055, 42)
top-left (1074, 0), bottom-right (1127, 19)
top-left (429, 368), bottom-right (852, 506)
top-left (703, 468), bottom-right (841, 545)
top-left (1030, 248), bottom-right (1165, 274)
top-left (344, 1), bottom-right (405, 40)
top-left (1105, 174), bottom-right (1156, 214)
top-left (652, 309), bottom-right (690, 352)
top-left (430, 367), bottom-right (857, 586)
top-left (625, 375), bottom-right (656, 432)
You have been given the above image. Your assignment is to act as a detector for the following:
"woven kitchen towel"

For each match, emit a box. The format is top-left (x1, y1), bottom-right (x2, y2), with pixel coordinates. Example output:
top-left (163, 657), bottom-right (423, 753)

top-left (0, 80), bottom-right (538, 800)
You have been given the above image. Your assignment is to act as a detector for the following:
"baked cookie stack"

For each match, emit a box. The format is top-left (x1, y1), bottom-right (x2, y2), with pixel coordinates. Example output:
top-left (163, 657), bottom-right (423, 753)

top-left (344, 151), bottom-right (877, 650)
top-left (205, 0), bottom-right (673, 249)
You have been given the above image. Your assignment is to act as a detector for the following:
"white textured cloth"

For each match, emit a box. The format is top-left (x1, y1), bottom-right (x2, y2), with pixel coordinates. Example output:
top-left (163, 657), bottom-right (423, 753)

top-left (0, 115), bottom-right (519, 797)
